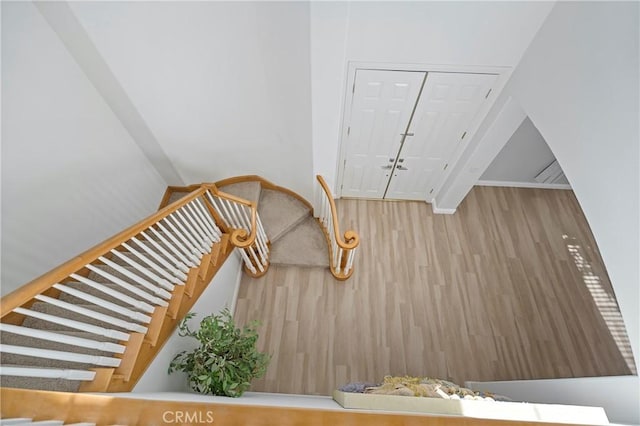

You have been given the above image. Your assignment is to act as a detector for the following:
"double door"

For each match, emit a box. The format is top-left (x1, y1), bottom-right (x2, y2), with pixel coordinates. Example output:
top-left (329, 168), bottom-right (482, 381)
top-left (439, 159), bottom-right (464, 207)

top-left (341, 69), bottom-right (497, 200)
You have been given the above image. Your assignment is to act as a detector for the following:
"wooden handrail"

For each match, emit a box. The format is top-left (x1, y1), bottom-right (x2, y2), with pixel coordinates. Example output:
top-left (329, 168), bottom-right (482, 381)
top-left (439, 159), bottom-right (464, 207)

top-left (202, 184), bottom-right (258, 249)
top-left (214, 174), bottom-right (313, 210)
top-left (0, 387), bottom-right (574, 426)
top-left (0, 187), bottom-right (208, 317)
top-left (316, 175), bottom-right (359, 250)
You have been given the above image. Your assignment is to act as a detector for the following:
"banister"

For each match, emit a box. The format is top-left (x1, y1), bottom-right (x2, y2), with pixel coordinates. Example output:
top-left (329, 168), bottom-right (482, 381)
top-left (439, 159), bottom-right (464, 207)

top-left (1, 186), bottom-right (210, 317)
top-left (202, 184), bottom-right (258, 249)
top-left (316, 175), bottom-right (359, 250)
top-left (1, 183), bottom-right (265, 316)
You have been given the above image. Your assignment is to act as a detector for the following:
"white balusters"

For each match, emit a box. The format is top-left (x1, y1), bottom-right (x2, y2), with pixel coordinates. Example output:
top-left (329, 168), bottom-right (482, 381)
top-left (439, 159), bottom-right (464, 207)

top-left (237, 249), bottom-right (257, 275)
top-left (193, 198), bottom-right (222, 240)
top-left (0, 324), bottom-right (125, 354)
top-left (0, 366), bottom-right (96, 381)
top-left (12, 307), bottom-right (130, 341)
top-left (111, 243), bottom-right (180, 292)
top-left (346, 247), bottom-right (356, 273)
top-left (146, 226), bottom-right (195, 269)
top-left (316, 175), bottom-right (359, 278)
top-left (34, 295), bottom-right (148, 333)
top-left (183, 203), bottom-right (213, 246)
top-left (0, 344), bottom-right (121, 367)
top-left (88, 259), bottom-right (172, 301)
top-left (51, 285), bottom-right (152, 322)
top-left (204, 189), bottom-right (268, 275)
top-left (156, 221), bottom-right (200, 265)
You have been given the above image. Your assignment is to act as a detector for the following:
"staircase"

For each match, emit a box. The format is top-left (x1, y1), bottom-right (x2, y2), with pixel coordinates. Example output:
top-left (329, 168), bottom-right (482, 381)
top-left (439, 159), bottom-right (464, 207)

top-left (0, 175), bottom-right (358, 399)
top-left (166, 178), bottom-right (330, 270)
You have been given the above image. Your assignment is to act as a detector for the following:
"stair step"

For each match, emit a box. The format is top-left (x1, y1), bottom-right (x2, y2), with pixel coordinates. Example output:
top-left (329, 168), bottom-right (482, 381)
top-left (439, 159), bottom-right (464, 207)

top-left (217, 181), bottom-right (262, 205)
top-left (22, 302), bottom-right (143, 332)
top-left (0, 419), bottom-right (34, 425)
top-left (167, 191), bottom-right (190, 205)
top-left (270, 217), bottom-right (330, 268)
top-left (0, 330), bottom-right (114, 369)
top-left (0, 366), bottom-right (84, 392)
top-left (90, 263), bottom-right (175, 284)
top-left (258, 189), bottom-right (311, 243)
top-left (108, 249), bottom-right (182, 270)
top-left (57, 282), bottom-right (152, 308)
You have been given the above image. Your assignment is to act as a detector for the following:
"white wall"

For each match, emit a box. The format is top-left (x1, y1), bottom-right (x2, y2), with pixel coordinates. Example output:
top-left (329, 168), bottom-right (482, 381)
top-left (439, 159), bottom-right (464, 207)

top-left (438, 3), bottom-right (639, 422)
top-left (509, 0), bottom-right (639, 370)
top-left (1, 2), bottom-right (167, 295)
top-left (67, 2), bottom-right (314, 201)
top-left (309, 1), bottom-right (555, 192)
top-left (467, 376), bottom-right (640, 425)
top-left (134, 253), bottom-right (243, 393)
top-left (480, 117), bottom-right (568, 184)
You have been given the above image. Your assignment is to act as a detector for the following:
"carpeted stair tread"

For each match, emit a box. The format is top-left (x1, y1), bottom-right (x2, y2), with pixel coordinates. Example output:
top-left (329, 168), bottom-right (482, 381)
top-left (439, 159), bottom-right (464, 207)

top-left (0, 333), bottom-right (115, 370)
top-left (258, 189), bottom-right (311, 243)
top-left (269, 217), bottom-right (330, 268)
top-left (57, 281), bottom-right (154, 308)
top-left (22, 302), bottom-right (144, 332)
top-left (1, 331), bottom-right (116, 355)
top-left (0, 367), bottom-right (83, 392)
top-left (167, 191), bottom-right (190, 205)
top-left (217, 181), bottom-right (262, 205)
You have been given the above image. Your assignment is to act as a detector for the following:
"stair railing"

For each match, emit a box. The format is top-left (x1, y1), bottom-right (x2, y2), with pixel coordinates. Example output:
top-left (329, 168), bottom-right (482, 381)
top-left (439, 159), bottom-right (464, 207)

top-left (0, 185), bottom-right (229, 390)
top-left (203, 184), bottom-right (270, 277)
top-left (315, 175), bottom-right (359, 280)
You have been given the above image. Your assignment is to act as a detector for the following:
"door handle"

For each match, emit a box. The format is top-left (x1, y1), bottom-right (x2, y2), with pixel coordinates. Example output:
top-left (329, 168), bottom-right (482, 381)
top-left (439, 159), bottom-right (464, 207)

top-left (400, 132), bottom-right (414, 137)
top-left (396, 165), bottom-right (409, 170)
top-left (380, 165), bottom-right (393, 170)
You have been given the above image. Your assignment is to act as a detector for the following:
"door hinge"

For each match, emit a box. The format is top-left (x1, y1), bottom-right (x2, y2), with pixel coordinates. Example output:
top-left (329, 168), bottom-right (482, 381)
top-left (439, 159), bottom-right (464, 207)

top-left (485, 88), bottom-right (492, 99)
top-left (461, 131), bottom-right (467, 140)
top-left (347, 126), bottom-right (351, 136)
top-left (429, 188), bottom-right (434, 194)
top-left (443, 163), bottom-right (448, 170)
top-left (352, 81), bottom-right (356, 94)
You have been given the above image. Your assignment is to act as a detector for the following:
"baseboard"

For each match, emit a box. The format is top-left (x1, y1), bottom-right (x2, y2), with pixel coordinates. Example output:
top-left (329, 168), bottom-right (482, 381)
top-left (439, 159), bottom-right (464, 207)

top-left (476, 180), bottom-right (572, 190)
top-left (430, 199), bottom-right (456, 215)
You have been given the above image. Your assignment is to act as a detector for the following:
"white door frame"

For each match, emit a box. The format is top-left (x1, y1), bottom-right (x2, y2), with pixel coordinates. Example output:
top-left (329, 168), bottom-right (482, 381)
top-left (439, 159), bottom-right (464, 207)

top-left (335, 61), bottom-right (513, 201)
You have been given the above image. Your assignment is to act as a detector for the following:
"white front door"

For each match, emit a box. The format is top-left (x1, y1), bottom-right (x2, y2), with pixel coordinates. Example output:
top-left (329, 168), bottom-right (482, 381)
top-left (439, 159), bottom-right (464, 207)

top-left (342, 69), bottom-right (497, 201)
top-left (341, 69), bottom-right (426, 198)
top-left (385, 72), bottom-right (497, 200)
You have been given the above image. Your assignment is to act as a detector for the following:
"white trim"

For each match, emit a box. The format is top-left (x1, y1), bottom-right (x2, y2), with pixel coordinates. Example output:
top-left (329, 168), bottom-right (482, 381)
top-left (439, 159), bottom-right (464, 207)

top-left (430, 199), bottom-right (456, 215)
top-left (476, 180), bottom-right (572, 190)
top-left (336, 61), bottom-right (513, 198)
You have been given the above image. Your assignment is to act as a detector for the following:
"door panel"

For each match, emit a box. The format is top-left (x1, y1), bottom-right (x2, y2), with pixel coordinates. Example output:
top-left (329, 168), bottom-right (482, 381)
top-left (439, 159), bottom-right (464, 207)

top-left (385, 72), bottom-right (497, 200)
top-left (341, 69), bottom-right (426, 198)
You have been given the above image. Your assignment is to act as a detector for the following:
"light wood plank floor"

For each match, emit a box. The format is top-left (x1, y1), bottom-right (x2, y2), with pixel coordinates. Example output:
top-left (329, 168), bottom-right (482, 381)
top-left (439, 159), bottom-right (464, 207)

top-left (234, 187), bottom-right (635, 396)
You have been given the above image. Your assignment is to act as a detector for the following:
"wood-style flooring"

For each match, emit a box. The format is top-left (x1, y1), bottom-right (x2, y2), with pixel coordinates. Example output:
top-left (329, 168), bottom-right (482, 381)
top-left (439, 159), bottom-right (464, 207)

top-left (234, 186), bottom-right (635, 396)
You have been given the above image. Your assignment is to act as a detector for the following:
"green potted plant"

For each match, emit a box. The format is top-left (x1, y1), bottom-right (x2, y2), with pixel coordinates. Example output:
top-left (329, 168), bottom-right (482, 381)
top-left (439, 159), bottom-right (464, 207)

top-left (168, 308), bottom-right (270, 397)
